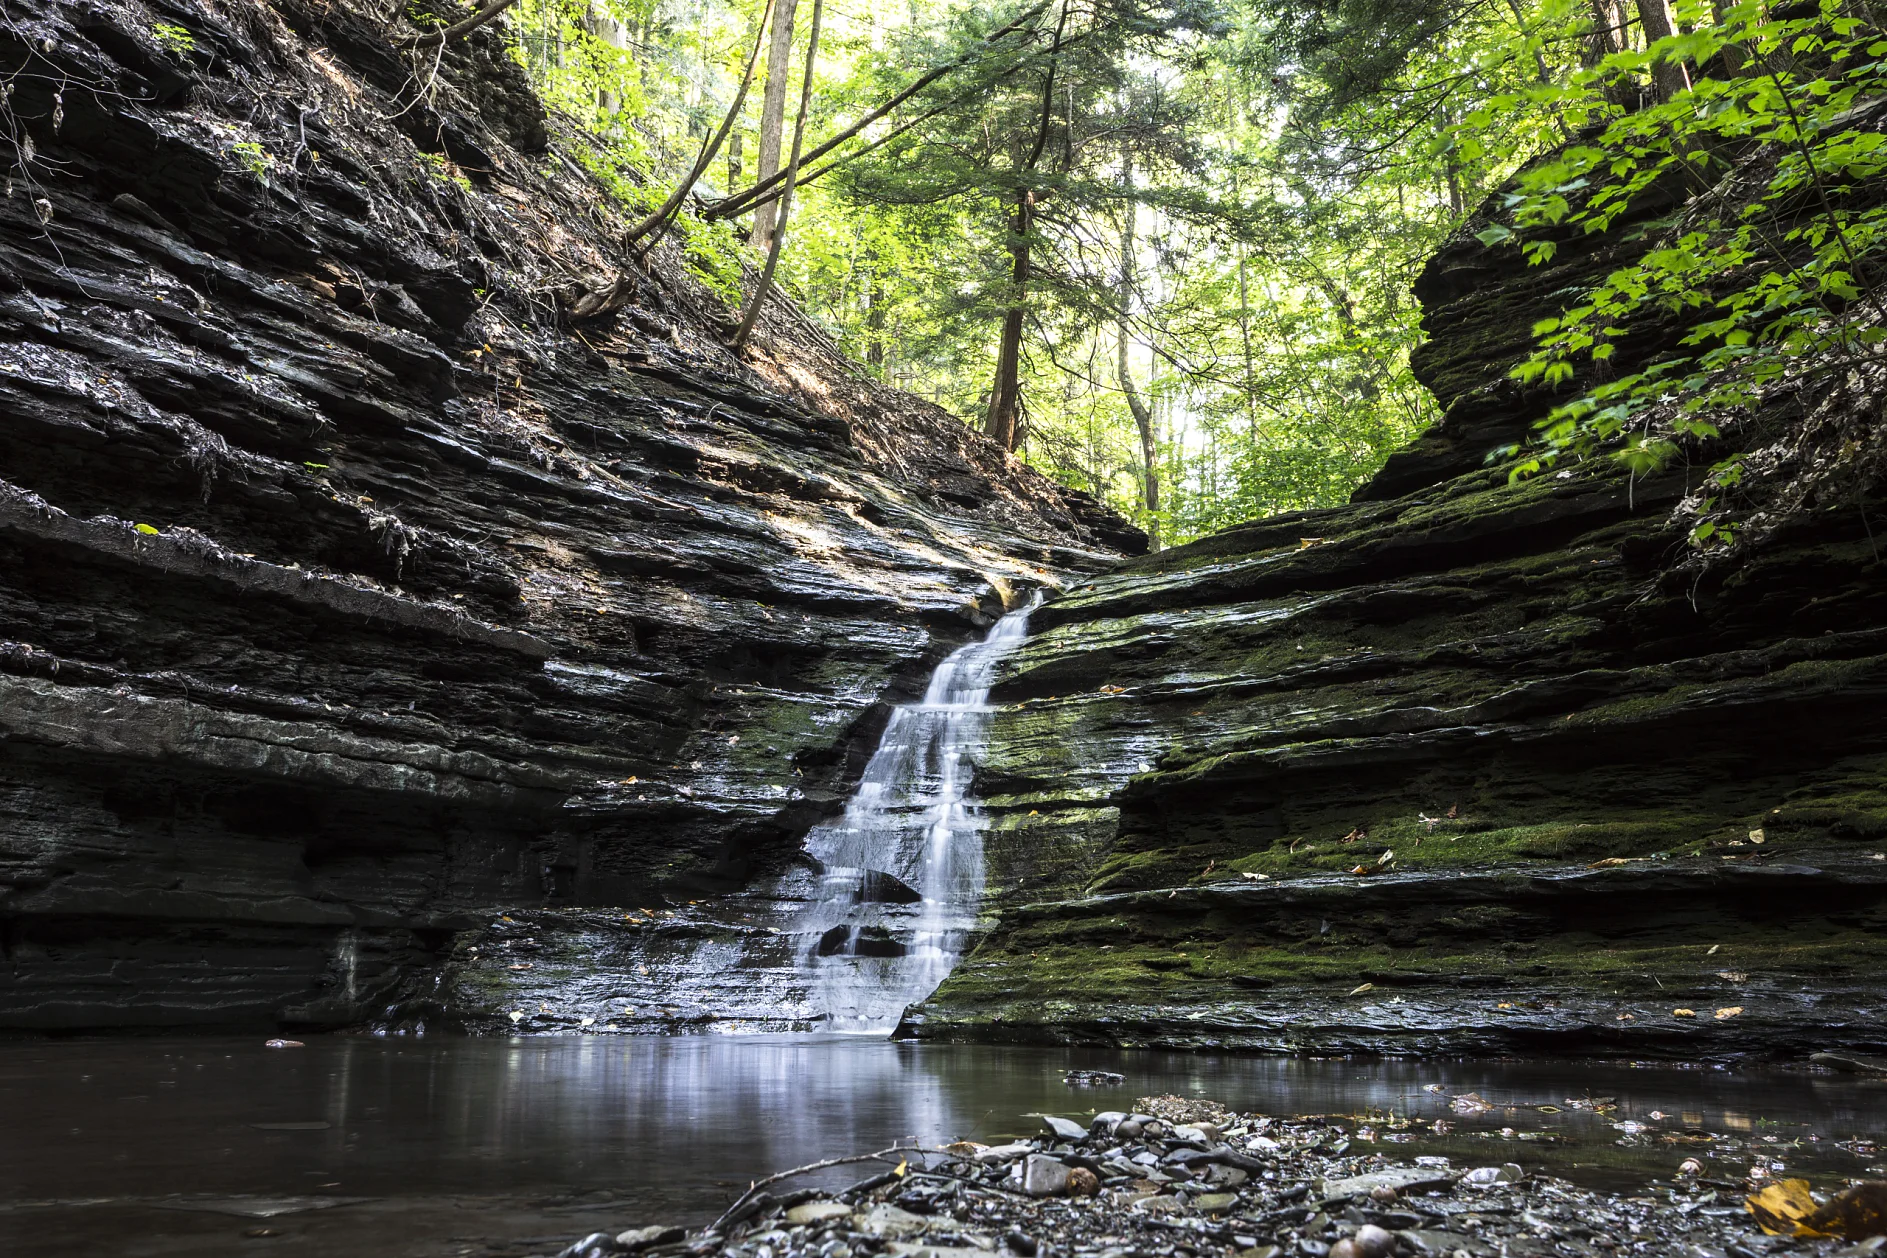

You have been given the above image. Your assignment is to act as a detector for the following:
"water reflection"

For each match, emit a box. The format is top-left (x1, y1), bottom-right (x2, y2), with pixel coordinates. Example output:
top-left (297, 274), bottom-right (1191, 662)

top-left (6, 1035), bottom-right (1886, 1216)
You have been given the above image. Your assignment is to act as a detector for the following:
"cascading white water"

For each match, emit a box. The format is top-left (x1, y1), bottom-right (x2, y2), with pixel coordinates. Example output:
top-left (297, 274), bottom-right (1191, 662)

top-left (795, 595), bottom-right (1040, 1033)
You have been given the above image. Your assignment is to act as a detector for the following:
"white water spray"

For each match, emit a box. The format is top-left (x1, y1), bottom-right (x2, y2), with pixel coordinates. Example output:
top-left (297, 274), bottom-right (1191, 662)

top-left (795, 595), bottom-right (1039, 1032)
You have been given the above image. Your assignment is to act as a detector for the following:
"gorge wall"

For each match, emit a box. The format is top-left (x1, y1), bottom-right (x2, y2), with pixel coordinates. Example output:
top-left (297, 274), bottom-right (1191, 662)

top-left (906, 149), bottom-right (1887, 1059)
top-left (0, 0), bottom-right (1133, 1031)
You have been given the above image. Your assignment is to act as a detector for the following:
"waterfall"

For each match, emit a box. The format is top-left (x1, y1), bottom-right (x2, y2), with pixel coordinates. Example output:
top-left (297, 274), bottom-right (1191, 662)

top-left (794, 595), bottom-right (1039, 1033)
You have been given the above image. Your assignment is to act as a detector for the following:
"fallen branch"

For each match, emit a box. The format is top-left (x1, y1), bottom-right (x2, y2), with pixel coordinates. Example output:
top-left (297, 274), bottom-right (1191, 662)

top-left (707, 1145), bottom-right (911, 1235)
top-left (394, 0), bottom-right (522, 50)
top-left (703, 0), bottom-right (1049, 221)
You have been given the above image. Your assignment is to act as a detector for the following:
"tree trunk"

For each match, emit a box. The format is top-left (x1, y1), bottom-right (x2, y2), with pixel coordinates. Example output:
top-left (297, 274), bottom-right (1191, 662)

top-left (980, 0), bottom-right (1070, 454)
top-left (863, 257), bottom-right (885, 368)
top-left (983, 192), bottom-right (1031, 452)
top-left (1115, 159), bottom-right (1159, 551)
top-left (730, 0), bottom-right (822, 351)
top-left (751, 0), bottom-right (799, 249)
top-left (727, 130), bottom-right (743, 194)
top-left (1635, 0), bottom-right (1689, 99)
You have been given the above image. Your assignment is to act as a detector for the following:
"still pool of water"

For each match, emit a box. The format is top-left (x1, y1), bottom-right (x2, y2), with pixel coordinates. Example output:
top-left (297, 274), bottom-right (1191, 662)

top-left (5, 1035), bottom-right (1885, 1257)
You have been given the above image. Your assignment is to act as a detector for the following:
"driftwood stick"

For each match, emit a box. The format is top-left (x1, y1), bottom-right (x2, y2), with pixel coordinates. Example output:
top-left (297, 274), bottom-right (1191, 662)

top-left (706, 1146), bottom-right (913, 1235)
top-left (394, 0), bottom-right (522, 51)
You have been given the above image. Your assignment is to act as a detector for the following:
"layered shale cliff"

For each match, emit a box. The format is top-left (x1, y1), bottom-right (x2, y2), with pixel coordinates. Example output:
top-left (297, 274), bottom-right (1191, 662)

top-left (907, 145), bottom-right (1887, 1058)
top-left (0, 0), bottom-right (1135, 1031)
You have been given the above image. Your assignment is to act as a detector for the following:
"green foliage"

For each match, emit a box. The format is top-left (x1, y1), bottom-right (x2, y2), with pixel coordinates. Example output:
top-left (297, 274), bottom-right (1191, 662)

top-left (1478, 1), bottom-right (1887, 548)
top-left (230, 140), bottom-right (274, 183)
top-left (150, 22), bottom-right (195, 55)
top-left (502, 0), bottom-right (1873, 548)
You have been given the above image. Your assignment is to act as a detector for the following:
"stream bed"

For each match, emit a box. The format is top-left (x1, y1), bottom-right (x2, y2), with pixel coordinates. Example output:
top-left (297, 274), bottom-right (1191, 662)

top-left (4, 1035), bottom-right (1884, 1257)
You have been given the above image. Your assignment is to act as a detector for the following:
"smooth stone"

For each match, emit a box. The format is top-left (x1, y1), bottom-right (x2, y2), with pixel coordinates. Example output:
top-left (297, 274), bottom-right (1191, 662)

top-left (1021, 1154), bottom-right (1072, 1197)
top-left (1397, 1232), bottom-right (1496, 1258)
top-left (1194, 1193), bottom-right (1241, 1213)
top-left (1353, 1224), bottom-right (1397, 1258)
top-left (859, 1205), bottom-right (931, 1237)
top-left (975, 1142), bottom-right (1034, 1165)
top-left (1321, 1167), bottom-right (1456, 1200)
top-left (786, 1202), bottom-right (855, 1226)
top-left (1460, 1164), bottom-right (1524, 1186)
top-left (1042, 1115), bottom-right (1089, 1142)
top-left (1091, 1110), bottom-right (1128, 1135)
top-left (617, 1226), bottom-right (686, 1251)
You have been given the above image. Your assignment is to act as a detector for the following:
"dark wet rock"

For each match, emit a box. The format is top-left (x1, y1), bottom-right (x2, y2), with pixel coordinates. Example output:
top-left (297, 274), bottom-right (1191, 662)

top-left (0, 0), bottom-right (1130, 1033)
top-left (1017, 1154), bottom-right (1071, 1197)
top-left (1041, 1116), bottom-right (1088, 1142)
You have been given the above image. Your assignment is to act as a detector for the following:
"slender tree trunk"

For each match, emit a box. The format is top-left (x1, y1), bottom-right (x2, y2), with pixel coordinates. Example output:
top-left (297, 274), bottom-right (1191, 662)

top-left (984, 192), bottom-right (1031, 452)
top-left (1636, 0), bottom-right (1689, 99)
top-left (864, 255), bottom-right (885, 368)
top-left (751, 0), bottom-right (799, 249)
top-left (1115, 157), bottom-right (1160, 551)
top-left (731, 0), bottom-right (822, 350)
top-left (727, 131), bottom-right (743, 194)
top-left (981, 0), bottom-right (1071, 453)
top-left (623, 0), bottom-right (773, 258)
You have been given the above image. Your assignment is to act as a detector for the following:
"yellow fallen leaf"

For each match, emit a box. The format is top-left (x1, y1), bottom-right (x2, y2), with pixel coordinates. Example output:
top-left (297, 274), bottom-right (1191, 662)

top-left (1299, 537), bottom-right (1325, 549)
top-left (1707, 944), bottom-right (1720, 955)
top-left (894, 1159), bottom-right (908, 1178)
top-left (1672, 1008), bottom-right (1696, 1018)
top-left (1749, 828), bottom-right (1766, 844)
top-left (1349, 983), bottom-right (1374, 996)
top-left (1716, 1006), bottom-right (1744, 1019)
top-left (1747, 1179), bottom-right (1826, 1236)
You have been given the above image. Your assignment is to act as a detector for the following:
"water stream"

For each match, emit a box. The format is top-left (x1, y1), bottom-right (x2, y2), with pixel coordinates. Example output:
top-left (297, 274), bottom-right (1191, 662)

top-left (793, 595), bottom-right (1039, 1031)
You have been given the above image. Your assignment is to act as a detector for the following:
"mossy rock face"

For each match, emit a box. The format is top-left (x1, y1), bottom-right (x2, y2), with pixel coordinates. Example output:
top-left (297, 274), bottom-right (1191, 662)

top-left (908, 235), bottom-right (1887, 1056)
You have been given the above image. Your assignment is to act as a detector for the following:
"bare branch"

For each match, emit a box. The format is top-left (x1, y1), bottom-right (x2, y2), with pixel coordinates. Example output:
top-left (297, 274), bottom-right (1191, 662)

top-left (393, 0), bottom-right (521, 51)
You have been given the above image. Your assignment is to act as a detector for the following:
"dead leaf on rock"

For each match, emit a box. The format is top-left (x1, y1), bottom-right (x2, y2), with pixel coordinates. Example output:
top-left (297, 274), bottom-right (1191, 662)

top-left (1804, 1181), bottom-right (1887, 1239)
top-left (1747, 1179), bottom-right (1887, 1239)
top-left (1715, 1006), bottom-right (1744, 1019)
top-left (1672, 1008), bottom-right (1696, 1018)
top-left (1747, 1179), bottom-right (1821, 1235)
top-left (1349, 983), bottom-right (1375, 996)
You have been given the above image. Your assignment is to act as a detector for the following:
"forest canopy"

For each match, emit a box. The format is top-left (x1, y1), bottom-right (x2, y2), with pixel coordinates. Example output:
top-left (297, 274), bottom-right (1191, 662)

top-left (439, 0), bottom-right (1886, 549)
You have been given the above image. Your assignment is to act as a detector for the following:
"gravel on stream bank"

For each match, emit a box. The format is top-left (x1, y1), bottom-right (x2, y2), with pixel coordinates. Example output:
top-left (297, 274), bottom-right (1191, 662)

top-left (539, 1095), bottom-right (1886, 1258)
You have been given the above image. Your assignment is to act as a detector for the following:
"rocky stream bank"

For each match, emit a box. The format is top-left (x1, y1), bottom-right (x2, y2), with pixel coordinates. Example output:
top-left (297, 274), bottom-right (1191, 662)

top-left (537, 1095), bottom-right (1887, 1258)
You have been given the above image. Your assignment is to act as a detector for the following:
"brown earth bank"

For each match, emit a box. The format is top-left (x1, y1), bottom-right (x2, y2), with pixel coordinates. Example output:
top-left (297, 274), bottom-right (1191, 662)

top-left (0, 0), bottom-right (1135, 1032)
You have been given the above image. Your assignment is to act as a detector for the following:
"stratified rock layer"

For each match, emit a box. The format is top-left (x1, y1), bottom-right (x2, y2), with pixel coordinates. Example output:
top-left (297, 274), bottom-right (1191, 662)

top-left (0, 0), bottom-right (1129, 1030)
top-left (908, 169), bottom-right (1887, 1058)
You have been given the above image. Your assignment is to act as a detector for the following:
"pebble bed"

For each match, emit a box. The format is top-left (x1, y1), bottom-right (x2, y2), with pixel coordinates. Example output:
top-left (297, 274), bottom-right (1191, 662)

top-left (544, 1095), bottom-right (1887, 1258)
